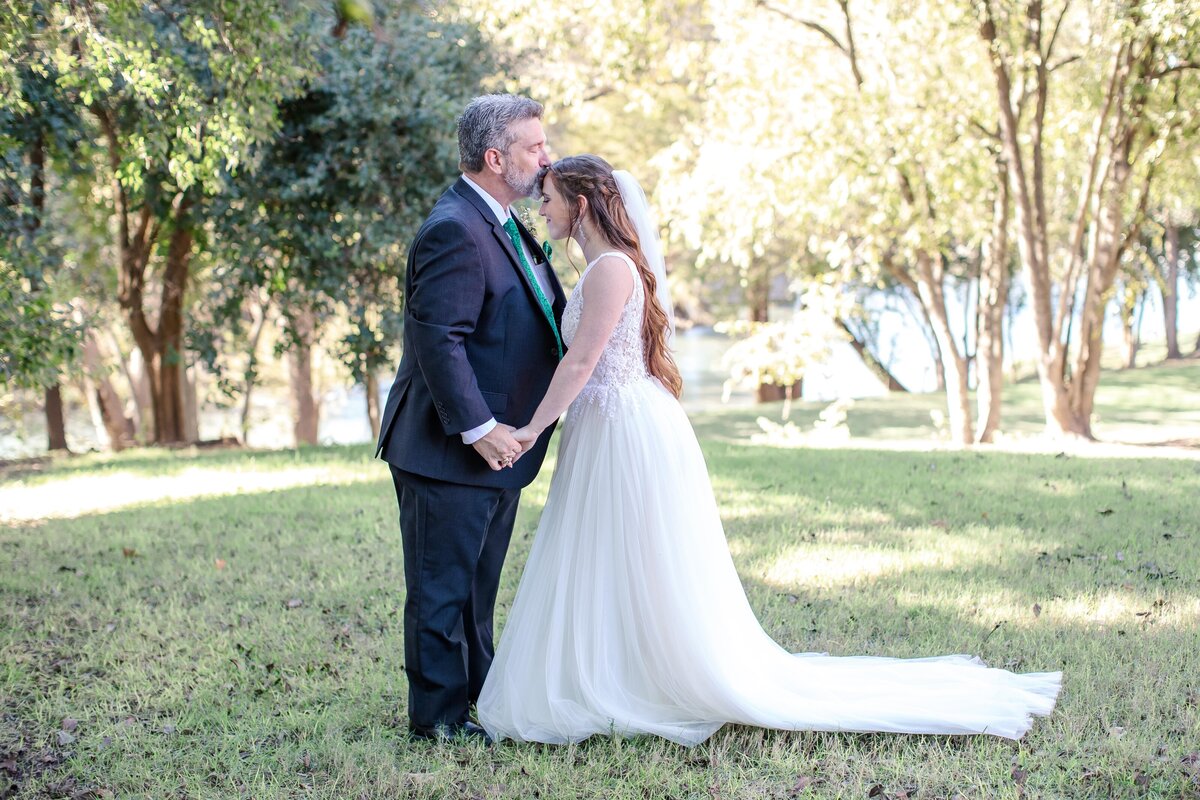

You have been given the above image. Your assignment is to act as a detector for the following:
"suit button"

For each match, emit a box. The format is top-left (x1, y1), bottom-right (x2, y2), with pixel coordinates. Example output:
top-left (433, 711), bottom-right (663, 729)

top-left (550, 347), bottom-right (558, 357)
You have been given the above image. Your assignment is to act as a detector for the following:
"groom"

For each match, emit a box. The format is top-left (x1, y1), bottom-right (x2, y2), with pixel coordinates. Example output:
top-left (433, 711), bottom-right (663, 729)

top-left (376, 94), bottom-right (565, 743)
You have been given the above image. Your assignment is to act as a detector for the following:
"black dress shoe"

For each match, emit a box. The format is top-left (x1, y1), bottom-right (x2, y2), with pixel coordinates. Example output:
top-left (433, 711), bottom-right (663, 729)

top-left (408, 721), bottom-right (494, 745)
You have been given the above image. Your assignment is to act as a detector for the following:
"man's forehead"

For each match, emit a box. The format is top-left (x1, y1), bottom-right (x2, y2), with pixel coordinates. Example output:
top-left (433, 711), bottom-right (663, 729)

top-left (513, 118), bottom-right (546, 144)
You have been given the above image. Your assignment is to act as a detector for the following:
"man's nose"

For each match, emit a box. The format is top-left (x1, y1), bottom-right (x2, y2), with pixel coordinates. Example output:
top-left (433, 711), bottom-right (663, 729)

top-left (538, 148), bottom-right (551, 168)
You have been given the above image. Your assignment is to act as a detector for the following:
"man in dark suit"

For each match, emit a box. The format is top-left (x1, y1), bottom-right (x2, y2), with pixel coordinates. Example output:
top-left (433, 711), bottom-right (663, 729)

top-left (376, 94), bottom-right (565, 743)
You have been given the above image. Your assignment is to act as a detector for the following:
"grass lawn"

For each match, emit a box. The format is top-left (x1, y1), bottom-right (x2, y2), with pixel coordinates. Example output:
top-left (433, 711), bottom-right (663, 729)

top-left (2, 361), bottom-right (1199, 799)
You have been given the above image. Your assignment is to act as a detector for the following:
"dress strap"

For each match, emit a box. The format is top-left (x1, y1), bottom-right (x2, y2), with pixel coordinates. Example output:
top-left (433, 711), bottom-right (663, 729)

top-left (584, 250), bottom-right (638, 283)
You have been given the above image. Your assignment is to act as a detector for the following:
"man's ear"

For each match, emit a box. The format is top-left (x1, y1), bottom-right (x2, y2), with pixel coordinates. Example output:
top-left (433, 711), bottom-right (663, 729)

top-left (483, 147), bottom-right (504, 175)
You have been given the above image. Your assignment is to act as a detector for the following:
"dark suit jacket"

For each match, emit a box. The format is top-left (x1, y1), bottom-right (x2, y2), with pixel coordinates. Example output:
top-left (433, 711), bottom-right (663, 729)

top-left (376, 178), bottom-right (566, 489)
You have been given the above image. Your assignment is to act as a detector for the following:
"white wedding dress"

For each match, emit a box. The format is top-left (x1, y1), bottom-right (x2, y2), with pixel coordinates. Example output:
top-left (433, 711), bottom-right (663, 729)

top-left (476, 252), bottom-right (1061, 746)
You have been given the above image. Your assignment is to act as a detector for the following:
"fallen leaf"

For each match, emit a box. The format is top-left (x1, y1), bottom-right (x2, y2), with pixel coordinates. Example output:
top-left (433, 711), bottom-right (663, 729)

top-left (1032, 603), bottom-right (1042, 618)
top-left (1012, 767), bottom-right (1027, 785)
top-left (285, 599), bottom-right (304, 609)
top-left (931, 519), bottom-right (950, 530)
top-left (121, 547), bottom-right (138, 558)
top-left (1098, 508), bottom-right (1114, 516)
top-left (1181, 752), bottom-right (1199, 766)
top-left (793, 775), bottom-right (819, 792)
top-left (214, 558), bottom-right (227, 570)
top-left (56, 730), bottom-right (75, 746)
top-left (161, 724), bottom-right (175, 734)
top-left (1134, 773), bottom-right (1149, 788)
top-left (867, 785), bottom-right (885, 798)
top-left (1109, 725), bottom-right (1126, 738)
top-left (61, 717), bottom-right (77, 732)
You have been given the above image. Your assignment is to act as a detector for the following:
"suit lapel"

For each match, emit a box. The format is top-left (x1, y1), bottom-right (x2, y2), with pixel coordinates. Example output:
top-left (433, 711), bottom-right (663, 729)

top-left (511, 215), bottom-right (566, 314)
top-left (452, 178), bottom-right (565, 328)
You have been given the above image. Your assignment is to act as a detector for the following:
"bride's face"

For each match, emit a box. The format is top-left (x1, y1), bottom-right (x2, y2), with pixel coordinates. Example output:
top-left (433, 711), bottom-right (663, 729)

top-left (539, 175), bottom-right (575, 241)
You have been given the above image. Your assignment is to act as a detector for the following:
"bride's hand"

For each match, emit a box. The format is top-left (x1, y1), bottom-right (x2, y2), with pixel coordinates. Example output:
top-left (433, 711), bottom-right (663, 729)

top-left (512, 426), bottom-right (541, 453)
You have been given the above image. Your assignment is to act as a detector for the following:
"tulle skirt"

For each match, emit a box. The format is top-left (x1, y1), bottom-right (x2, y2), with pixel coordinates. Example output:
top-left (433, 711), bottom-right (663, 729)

top-left (476, 377), bottom-right (1061, 746)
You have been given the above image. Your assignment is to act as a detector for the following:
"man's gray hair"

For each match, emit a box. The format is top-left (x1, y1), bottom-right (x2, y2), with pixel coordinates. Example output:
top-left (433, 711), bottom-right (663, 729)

top-left (457, 94), bottom-right (544, 173)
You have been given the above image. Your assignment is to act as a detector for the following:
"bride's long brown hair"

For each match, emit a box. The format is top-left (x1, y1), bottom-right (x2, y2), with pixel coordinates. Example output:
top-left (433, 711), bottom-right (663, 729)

top-left (539, 155), bottom-right (683, 399)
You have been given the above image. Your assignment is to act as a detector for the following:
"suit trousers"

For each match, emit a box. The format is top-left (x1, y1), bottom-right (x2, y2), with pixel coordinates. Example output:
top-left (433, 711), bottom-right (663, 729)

top-left (390, 465), bottom-right (521, 729)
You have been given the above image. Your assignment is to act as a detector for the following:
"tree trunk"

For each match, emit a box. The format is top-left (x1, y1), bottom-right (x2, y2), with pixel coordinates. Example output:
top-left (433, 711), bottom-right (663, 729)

top-left (1163, 221), bottom-right (1181, 359)
top-left (290, 308), bottom-right (320, 446)
top-left (113, 330), bottom-right (151, 441)
top-left (976, 159), bottom-right (1011, 444)
top-left (27, 129), bottom-right (70, 453)
top-left (747, 268), bottom-right (771, 324)
top-left (747, 267), bottom-right (780, 403)
top-left (365, 369), bottom-right (381, 440)
top-left (1120, 291), bottom-right (1142, 369)
top-left (1066, 43), bottom-right (1146, 439)
top-left (835, 317), bottom-right (910, 392)
top-left (913, 252), bottom-right (973, 444)
top-left (896, 275), bottom-right (946, 392)
top-left (240, 291), bottom-right (272, 444)
top-left (45, 386), bottom-right (69, 452)
top-left (180, 359), bottom-right (199, 443)
top-left (97, 102), bottom-right (200, 446)
top-left (82, 329), bottom-right (134, 451)
top-left (978, 4), bottom-right (1120, 439)
top-left (154, 211), bottom-right (194, 444)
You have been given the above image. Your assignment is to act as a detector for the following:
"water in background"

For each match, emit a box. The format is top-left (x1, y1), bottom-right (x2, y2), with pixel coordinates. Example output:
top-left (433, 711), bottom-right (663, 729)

top-left (3, 277), bottom-right (1195, 458)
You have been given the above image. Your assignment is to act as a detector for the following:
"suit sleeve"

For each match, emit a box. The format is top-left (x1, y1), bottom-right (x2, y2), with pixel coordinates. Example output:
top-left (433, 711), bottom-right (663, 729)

top-left (406, 217), bottom-right (492, 436)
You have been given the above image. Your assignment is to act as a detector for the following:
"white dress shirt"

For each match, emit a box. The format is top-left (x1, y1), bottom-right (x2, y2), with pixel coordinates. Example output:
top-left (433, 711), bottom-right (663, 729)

top-left (457, 174), bottom-right (553, 445)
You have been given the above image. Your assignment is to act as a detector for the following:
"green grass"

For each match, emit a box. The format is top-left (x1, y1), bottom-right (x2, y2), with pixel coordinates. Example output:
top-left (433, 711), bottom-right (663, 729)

top-left (2, 363), bottom-right (1199, 799)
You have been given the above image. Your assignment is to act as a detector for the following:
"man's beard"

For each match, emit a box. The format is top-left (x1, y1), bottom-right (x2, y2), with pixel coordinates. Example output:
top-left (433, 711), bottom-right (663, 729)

top-left (502, 160), bottom-right (539, 199)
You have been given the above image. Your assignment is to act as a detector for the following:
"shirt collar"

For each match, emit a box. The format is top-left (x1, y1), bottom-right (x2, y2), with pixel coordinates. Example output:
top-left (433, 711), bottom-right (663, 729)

top-left (461, 173), bottom-right (510, 226)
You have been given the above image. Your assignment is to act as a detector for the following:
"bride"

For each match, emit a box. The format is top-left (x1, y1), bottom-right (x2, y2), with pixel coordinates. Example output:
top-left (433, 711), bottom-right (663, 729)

top-left (475, 154), bottom-right (1061, 746)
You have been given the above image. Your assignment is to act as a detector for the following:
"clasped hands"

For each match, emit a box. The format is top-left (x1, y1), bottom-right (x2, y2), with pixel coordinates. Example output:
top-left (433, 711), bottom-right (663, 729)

top-left (471, 423), bottom-right (543, 471)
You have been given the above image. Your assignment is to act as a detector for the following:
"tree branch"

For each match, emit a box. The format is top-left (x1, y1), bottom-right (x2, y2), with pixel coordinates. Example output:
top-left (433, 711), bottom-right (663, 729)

top-left (837, 0), bottom-right (865, 89)
top-left (1149, 61), bottom-right (1200, 79)
top-left (756, 1), bottom-right (848, 56)
top-left (1043, 0), bottom-right (1071, 64)
top-left (1048, 54), bottom-right (1081, 72)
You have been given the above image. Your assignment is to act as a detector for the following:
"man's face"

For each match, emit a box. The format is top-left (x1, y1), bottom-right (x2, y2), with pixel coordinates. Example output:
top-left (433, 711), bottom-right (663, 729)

top-left (499, 118), bottom-right (550, 198)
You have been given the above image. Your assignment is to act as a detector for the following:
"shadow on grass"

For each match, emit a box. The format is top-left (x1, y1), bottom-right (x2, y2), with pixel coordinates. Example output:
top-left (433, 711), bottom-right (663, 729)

top-left (0, 442), bottom-right (378, 485)
top-left (3, 443), bottom-right (1199, 797)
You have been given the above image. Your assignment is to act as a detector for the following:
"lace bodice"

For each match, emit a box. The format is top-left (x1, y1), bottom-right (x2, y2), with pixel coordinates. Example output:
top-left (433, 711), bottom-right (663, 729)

top-left (561, 251), bottom-right (650, 413)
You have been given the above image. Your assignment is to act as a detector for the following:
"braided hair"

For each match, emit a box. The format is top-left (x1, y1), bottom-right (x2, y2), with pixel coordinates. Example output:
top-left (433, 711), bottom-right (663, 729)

top-left (538, 155), bottom-right (682, 399)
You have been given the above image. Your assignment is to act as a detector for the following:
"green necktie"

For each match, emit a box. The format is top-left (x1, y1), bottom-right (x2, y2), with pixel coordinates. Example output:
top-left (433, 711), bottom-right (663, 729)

top-left (503, 217), bottom-right (562, 358)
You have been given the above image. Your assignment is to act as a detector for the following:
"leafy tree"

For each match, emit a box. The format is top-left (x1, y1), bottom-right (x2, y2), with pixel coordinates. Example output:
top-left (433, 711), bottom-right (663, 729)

top-left (8, 1), bottom-right (317, 444)
top-left (659, 0), bottom-right (1009, 443)
top-left (0, 7), bottom-right (88, 449)
top-left (976, 0), bottom-right (1200, 437)
top-left (205, 9), bottom-right (498, 442)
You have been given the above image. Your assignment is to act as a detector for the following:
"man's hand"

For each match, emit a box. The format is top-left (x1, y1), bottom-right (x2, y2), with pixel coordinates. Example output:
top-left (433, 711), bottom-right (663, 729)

top-left (472, 424), bottom-right (523, 471)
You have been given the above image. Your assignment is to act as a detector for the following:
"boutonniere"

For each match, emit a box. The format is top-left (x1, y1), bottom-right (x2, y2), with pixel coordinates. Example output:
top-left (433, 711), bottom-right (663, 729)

top-left (515, 205), bottom-right (538, 232)
top-left (541, 240), bottom-right (553, 261)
